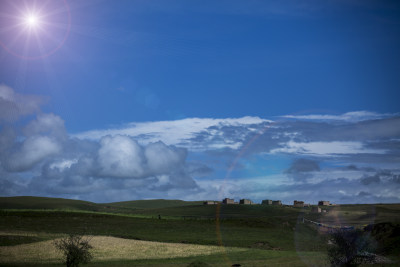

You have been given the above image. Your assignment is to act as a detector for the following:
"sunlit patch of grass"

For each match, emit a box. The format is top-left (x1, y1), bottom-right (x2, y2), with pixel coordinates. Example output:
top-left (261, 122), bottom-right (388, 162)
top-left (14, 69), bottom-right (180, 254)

top-left (91, 236), bottom-right (245, 260)
top-left (0, 235), bottom-right (246, 264)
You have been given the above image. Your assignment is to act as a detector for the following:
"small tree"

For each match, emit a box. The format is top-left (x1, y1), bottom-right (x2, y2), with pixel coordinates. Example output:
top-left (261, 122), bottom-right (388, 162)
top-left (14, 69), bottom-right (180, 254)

top-left (54, 234), bottom-right (93, 267)
top-left (327, 229), bottom-right (376, 266)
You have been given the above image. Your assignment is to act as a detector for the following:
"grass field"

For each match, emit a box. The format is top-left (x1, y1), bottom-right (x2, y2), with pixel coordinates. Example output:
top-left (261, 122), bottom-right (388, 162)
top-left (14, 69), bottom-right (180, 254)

top-left (0, 209), bottom-right (313, 250)
top-left (0, 235), bottom-right (246, 263)
top-left (0, 197), bottom-right (399, 266)
top-left (0, 233), bottom-right (327, 267)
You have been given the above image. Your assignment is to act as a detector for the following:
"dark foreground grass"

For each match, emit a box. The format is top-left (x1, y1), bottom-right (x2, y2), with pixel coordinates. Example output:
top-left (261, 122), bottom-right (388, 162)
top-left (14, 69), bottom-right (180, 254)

top-left (0, 248), bottom-right (328, 267)
top-left (0, 235), bottom-right (44, 246)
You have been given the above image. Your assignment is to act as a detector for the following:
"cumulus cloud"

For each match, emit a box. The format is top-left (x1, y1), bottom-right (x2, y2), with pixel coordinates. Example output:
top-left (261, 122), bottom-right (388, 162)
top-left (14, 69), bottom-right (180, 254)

top-left (29, 136), bottom-right (198, 198)
top-left (11, 134), bottom-right (200, 202)
top-left (0, 84), bottom-right (43, 121)
top-left (0, 86), bottom-right (201, 202)
top-left (24, 113), bottom-right (67, 139)
top-left (6, 136), bottom-right (62, 172)
top-left (98, 135), bottom-right (146, 178)
top-left (0, 111), bottom-right (67, 172)
top-left (97, 136), bottom-right (187, 179)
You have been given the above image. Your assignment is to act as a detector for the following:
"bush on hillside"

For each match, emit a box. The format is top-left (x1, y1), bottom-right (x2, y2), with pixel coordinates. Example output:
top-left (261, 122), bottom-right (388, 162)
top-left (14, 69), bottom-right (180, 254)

top-left (53, 234), bottom-right (93, 267)
top-left (327, 229), bottom-right (376, 266)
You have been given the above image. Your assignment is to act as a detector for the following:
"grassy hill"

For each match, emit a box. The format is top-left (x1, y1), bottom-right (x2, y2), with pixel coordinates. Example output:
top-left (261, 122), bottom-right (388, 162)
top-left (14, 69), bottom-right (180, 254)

top-left (105, 199), bottom-right (203, 210)
top-left (2, 196), bottom-right (400, 224)
top-left (0, 196), bottom-right (204, 214)
top-left (132, 203), bottom-right (302, 219)
top-left (0, 196), bottom-right (100, 211)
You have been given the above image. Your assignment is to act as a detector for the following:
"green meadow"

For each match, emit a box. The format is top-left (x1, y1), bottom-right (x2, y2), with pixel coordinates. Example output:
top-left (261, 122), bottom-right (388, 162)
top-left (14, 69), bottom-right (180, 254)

top-left (0, 197), bottom-right (399, 266)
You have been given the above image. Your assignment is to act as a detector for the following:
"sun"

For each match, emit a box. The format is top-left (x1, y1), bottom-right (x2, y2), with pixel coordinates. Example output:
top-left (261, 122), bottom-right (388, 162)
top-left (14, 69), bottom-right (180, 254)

top-left (0, 0), bottom-right (71, 59)
top-left (24, 14), bottom-right (40, 29)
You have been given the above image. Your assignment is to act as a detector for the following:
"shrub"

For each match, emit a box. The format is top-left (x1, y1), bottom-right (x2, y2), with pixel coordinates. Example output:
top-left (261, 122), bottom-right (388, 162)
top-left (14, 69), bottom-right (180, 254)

top-left (327, 229), bottom-right (376, 266)
top-left (53, 234), bottom-right (93, 267)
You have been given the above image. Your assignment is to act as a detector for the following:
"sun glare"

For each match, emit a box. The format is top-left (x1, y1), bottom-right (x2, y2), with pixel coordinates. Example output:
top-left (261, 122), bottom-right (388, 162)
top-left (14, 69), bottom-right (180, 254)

top-left (24, 14), bottom-right (40, 29)
top-left (0, 0), bottom-right (71, 59)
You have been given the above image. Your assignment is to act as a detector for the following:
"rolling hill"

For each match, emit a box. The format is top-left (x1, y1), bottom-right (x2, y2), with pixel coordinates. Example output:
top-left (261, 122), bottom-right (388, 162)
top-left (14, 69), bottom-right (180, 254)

top-left (0, 196), bottom-right (100, 211)
top-left (0, 196), bottom-right (203, 213)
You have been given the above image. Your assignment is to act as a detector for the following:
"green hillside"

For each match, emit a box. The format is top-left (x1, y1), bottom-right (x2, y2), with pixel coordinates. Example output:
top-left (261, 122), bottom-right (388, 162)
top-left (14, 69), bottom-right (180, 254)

top-left (105, 199), bottom-right (203, 210)
top-left (132, 203), bottom-right (301, 219)
top-left (0, 196), bottom-right (204, 213)
top-left (0, 196), bottom-right (100, 211)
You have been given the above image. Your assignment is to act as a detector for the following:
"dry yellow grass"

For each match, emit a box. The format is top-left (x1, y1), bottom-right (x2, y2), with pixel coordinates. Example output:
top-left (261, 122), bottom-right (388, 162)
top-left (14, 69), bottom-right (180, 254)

top-left (0, 235), bottom-right (245, 264)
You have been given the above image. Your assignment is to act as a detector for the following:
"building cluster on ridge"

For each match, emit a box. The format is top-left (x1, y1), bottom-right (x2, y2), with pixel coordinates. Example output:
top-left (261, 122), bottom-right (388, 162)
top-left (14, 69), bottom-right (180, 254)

top-left (203, 198), bottom-right (334, 213)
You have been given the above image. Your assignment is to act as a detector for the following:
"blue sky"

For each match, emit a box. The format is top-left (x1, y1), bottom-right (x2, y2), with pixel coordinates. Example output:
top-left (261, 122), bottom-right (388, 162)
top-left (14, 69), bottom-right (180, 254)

top-left (0, 0), bottom-right (399, 204)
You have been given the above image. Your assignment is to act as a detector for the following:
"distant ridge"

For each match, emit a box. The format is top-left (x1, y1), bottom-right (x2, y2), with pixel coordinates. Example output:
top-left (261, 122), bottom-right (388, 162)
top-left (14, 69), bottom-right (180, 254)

top-left (105, 199), bottom-right (203, 210)
top-left (0, 196), bottom-right (202, 212)
top-left (0, 196), bottom-right (100, 211)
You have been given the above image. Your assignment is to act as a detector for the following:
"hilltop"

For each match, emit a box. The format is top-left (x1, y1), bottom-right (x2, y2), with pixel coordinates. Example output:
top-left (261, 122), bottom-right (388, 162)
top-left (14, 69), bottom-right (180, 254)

top-left (0, 196), bottom-right (202, 213)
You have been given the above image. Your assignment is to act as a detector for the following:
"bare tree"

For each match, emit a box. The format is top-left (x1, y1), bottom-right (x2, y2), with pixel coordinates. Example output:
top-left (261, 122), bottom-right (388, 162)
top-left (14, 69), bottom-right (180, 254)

top-left (54, 234), bottom-right (93, 267)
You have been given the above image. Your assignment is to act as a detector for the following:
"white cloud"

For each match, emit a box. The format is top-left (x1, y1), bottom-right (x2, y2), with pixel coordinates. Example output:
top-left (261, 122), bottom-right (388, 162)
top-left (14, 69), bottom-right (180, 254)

top-left (7, 136), bottom-right (61, 171)
top-left (73, 116), bottom-right (270, 150)
top-left (145, 141), bottom-right (186, 174)
top-left (98, 135), bottom-right (146, 178)
top-left (96, 135), bottom-right (187, 179)
top-left (0, 84), bottom-right (43, 121)
top-left (281, 111), bottom-right (396, 122)
top-left (50, 159), bottom-right (78, 171)
top-left (270, 141), bottom-right (387, 156)
top-left (24, 113), bottom-right (66, 139)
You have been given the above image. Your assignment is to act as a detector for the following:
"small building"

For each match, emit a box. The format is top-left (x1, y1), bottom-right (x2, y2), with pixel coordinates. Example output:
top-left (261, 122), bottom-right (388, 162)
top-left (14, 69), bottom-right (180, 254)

top-left (293, 200), bottom-right (304, 207)
top-left (272, 200), bottom-right (282, 206)
top-left (262, 199), bottom-right (273, 205)
top-left (239, 199), bottom-right (253, 205)
top-left (318, 201), bottom-right (330, 206)
top-left (222, 198), bottom-right (235, 204)
top-left (311, 207), bottom-right (321, 213)
top-left (203, 201), bottom-right (218, 205)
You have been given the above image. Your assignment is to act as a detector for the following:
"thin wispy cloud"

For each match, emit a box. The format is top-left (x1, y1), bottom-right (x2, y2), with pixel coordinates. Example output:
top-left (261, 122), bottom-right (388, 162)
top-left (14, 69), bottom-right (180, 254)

top-left (74, 116), bottom-right (271, 150)
top-left (270, 141), bottom-right (387, 156)
top-left (281, 111), bottom-right (397, 122)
